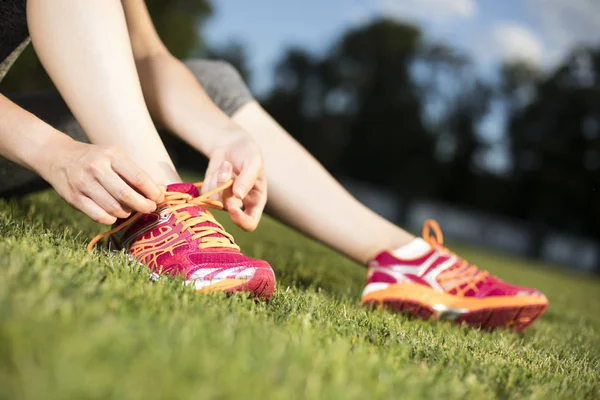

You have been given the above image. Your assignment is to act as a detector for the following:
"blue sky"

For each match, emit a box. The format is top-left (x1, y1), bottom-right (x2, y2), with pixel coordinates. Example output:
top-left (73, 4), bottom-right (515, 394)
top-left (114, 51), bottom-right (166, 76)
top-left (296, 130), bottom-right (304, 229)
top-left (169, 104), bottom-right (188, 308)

top-left (203, 0), bottom-right (600, 94)
top-left (202, 0), bottom-right (599, 174)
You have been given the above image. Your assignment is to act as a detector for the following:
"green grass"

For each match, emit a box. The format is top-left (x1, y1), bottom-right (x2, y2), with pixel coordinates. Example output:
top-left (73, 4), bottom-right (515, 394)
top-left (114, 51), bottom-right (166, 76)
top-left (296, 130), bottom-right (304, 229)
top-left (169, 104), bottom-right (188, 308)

top-left (1, 189), bottom-right (599, 400)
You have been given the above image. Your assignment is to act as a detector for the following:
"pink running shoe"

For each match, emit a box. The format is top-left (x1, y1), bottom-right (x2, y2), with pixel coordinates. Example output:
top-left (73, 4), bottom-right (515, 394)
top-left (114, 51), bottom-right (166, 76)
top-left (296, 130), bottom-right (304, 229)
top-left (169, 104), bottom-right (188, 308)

top-left (88, 181), bottom-right (275, 299)
top-left (362, 220), bottom-right (548, 331)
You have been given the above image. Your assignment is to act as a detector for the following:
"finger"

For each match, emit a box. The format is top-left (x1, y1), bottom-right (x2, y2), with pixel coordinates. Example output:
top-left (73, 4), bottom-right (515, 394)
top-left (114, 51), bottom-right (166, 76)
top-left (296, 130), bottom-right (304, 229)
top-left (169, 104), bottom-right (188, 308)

top-left (216, 161), bottom-right (233, 187)
top-left (111, 156), bottom-right (163, 203)
top-left (80, 180), bottom-right (131, 219)
top-left (244, 197), bottom-right (266, 221)
top-left (201, 158), bottom-right (221, 199)
top-left (242, 191), bottom-right (267, 225)
top-left (224, 195), bottom-right (243, 211)
top-left (201, 159), bottom-right (219, 194)
top-left (237, 181), bottom-right (267, 227)
top-left (216, 161), bottom-right (235, 204)
top-left (76, 195), bottom-right (117, 225)
top-left (96, 170), bottom-right (157, 214)
top-left (203, 168), bottom-right (220, 202)
top-left (228, 206), bottom-right (259, 232)
top-left (233, 160), bottom-right (261, 200)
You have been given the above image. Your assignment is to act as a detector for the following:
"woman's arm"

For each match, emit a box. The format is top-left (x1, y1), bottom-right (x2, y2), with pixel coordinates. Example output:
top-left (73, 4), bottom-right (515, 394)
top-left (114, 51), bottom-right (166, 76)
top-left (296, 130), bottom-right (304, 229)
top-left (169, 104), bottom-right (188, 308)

top-left (0, 0), bottom-right (170, 224)
top-left (123, 0), bottom-right (266, 231)
top-left (0, 94), bottom-right (58, 173)
top-left (0, 94), bottom-right (160, 224)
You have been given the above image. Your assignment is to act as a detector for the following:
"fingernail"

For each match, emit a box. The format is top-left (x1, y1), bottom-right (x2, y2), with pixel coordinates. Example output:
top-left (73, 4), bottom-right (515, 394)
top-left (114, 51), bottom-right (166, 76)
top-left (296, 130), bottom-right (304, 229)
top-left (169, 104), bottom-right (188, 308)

top-left (219, 162), bottom-right (231, 182)
top-left (234, 184), bottom-right (246, 198)
top-left (220, 161), bottom-right (231, 172)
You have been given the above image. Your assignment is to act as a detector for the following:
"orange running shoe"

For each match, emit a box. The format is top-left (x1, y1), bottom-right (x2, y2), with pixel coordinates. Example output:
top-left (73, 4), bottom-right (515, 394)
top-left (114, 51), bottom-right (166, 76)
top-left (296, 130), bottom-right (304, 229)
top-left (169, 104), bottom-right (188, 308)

top-left (88, 181), bottom-right (275, 299)
top-left (362, 220), bottom-right (548, 331)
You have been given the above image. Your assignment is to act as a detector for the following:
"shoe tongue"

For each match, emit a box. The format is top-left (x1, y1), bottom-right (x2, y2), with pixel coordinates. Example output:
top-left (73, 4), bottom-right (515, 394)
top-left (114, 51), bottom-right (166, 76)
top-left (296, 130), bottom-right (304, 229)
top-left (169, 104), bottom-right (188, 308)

top-left (167, 182), bottom-right (199, 198)
top-left (166, 182), bottom-right (205, 217)
top-left (166, 182), bottom-right (232, 246)
top-left (392, 238), bottom-right (432, 259)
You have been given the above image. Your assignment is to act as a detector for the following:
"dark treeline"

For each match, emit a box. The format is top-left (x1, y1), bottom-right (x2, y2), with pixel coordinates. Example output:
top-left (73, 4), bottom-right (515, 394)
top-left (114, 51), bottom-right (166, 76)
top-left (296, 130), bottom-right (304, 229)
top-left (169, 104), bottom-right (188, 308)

top-left (2, 2), bottom-right (598, 240)
top-left (258, 20), bottom-right (600, 240)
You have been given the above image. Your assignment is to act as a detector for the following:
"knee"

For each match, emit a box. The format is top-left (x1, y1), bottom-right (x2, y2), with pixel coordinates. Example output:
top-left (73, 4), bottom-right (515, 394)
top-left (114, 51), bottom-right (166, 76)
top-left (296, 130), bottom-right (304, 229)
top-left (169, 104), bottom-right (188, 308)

top-left (212, 60), bottom-right (245, 83)
top-left (183, 58), bottom-right (254, 116)
top-left (184, 59), bottom-right (245, 88)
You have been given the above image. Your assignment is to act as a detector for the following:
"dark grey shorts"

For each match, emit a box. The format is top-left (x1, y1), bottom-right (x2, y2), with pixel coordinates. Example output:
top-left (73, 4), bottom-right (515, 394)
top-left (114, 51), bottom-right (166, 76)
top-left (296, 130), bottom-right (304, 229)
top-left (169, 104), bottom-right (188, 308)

top-left (0, 59), bottom-right (254, 196)
top-left (181, 59), bottom-right (254, 117)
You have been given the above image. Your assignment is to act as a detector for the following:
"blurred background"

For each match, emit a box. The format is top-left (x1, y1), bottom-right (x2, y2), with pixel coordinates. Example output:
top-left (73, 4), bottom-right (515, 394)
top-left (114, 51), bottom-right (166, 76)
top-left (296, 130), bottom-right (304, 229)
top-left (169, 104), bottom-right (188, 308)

top-left (3, 0), bottom-right (599, 273)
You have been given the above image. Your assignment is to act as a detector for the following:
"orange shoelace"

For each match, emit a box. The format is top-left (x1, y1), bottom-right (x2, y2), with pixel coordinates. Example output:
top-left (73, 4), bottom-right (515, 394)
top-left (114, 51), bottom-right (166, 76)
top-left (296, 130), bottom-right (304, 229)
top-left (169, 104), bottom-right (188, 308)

top-left (87, 180), bottom-right (239, 253)
top-left (422, 219), bottom-right (489, 291)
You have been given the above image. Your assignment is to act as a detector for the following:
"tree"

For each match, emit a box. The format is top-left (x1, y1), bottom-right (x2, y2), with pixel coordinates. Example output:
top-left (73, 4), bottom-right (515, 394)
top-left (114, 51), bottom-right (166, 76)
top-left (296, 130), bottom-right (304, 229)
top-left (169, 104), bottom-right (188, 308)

top-left (506, 47), bottom-right (600, 238)
top-left (335, 21), bottom-right (433, 192)
top-left (262, 20), bottom-right (438, 193)
top-left (415, 43), bottom-right (494, 203)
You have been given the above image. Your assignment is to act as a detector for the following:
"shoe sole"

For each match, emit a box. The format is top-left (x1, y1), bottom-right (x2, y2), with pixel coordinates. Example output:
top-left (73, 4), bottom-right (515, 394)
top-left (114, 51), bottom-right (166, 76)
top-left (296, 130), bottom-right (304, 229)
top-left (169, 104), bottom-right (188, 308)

top-left (361, 282), bottom-right (548, 332)
top-left (117, 251), bottom-right (276, 300)
top-left (195, 268), bottom-right (276, 300)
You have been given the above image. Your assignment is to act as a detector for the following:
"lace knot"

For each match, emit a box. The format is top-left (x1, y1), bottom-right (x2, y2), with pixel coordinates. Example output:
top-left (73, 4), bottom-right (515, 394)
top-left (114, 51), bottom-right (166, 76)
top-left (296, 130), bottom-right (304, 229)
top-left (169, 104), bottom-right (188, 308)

top-left (87, 180), bottom-right (238, 253)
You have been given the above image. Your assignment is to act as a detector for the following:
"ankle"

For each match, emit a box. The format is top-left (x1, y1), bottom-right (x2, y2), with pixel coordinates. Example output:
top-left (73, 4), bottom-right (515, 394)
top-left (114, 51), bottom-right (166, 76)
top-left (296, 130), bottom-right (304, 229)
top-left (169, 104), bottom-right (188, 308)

top-left (149, 164), bottom-right (181, 187)
top-left (363, 233), bottom-right (417, 264)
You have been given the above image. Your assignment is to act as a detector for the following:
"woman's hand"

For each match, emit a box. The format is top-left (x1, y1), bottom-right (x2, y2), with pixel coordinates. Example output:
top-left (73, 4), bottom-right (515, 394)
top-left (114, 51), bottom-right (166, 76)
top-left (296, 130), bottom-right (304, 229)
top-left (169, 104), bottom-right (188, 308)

top-left (38, 136), bottom-right (164, 225)
top-left (202, 126), bottom-right (267, 232)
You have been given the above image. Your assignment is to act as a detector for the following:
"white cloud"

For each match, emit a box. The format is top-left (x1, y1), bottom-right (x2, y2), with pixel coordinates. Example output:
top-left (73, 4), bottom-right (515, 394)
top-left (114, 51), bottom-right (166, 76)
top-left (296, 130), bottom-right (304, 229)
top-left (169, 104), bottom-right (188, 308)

top-left (528, 0), bottom-right (600, 43)
top-left (526, 0), bottom-right (600, 66)
top-left (378, 0), bottom-right (477, 24)
top-left (486, 23), bottom-right (544, 66)
top-left (375, 0), bottom-right (599, 71)
top-left (344, 3), bottom-right (373, 26)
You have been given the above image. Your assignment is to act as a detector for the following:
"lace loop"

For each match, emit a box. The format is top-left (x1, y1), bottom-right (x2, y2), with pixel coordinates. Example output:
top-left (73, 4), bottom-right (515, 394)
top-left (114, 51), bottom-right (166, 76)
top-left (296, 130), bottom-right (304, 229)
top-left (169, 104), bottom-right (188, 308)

top-left (87, 180), bottom-right (237, 253)
top-left (421, 219), bottom-right (488, 290)
top-left (422, 219), bottom-right (444, 247)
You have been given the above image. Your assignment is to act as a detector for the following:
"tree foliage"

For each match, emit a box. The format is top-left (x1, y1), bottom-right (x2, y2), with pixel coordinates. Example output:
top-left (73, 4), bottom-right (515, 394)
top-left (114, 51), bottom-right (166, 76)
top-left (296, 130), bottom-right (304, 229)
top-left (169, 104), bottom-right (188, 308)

top-left (262, 20), bottom-right (600, 239)
top-left (506, 48), bottom-right (600, 235)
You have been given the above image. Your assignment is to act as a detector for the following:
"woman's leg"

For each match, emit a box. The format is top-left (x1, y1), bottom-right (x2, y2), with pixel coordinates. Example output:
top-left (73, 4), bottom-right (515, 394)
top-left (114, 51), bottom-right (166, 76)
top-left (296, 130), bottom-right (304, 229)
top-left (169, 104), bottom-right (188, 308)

top-left (180, 59), bottom-right (413, 264)
top-left (27, 0), bottom-right (179, 185)
top-left (231, 102), bottom-right (414, 264)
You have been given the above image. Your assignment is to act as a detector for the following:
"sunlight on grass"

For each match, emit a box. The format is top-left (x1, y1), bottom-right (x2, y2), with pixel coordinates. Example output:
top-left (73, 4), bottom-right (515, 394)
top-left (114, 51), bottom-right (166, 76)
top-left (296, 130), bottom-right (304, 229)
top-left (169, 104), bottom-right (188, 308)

top-left (1, 189), bottom-right (599, 399)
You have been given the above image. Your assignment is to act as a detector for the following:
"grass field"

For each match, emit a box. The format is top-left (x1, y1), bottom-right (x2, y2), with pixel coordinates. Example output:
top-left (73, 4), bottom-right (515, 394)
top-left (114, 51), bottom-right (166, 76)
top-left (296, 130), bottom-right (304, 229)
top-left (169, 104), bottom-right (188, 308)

top-left (1, 188), bottom-right (599, 399)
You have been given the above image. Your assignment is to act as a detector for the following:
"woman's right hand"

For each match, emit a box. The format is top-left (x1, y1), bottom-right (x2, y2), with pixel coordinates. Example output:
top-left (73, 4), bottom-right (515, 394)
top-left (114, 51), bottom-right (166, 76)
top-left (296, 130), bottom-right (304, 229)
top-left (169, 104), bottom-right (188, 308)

top-left (38, 136), bottom-right (164, 225)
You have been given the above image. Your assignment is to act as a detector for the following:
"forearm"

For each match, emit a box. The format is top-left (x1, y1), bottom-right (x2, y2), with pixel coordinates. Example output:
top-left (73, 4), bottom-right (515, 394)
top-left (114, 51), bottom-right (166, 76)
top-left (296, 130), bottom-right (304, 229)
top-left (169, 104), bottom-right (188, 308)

top-left (1, 94), bottom-right (163, 223)
top-left (136, 53), bottom-right (236, 155)
top-left (0, 94), bottom-right (69, 176)
top-left (135, 54), bottom-right (267, 230)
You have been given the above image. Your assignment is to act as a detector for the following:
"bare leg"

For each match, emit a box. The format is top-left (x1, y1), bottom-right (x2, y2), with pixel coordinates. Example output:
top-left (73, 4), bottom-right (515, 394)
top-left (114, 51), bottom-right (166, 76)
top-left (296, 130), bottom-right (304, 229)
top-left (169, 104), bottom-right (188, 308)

top-left (27, 0), bottom-right (179, 185)
top-left (232, 102), bottom-right (414, 264)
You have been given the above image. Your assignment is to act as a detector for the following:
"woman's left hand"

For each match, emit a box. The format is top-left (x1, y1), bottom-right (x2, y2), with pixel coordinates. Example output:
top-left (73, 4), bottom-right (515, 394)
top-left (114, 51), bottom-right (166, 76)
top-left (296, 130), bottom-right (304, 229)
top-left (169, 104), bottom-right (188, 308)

top-left (202, 126), bottom-right (267, 232)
